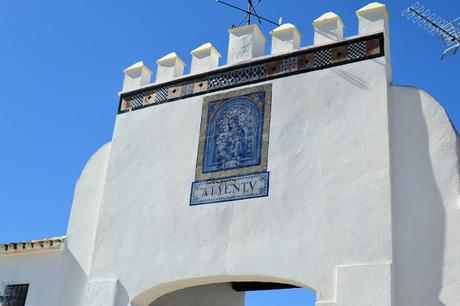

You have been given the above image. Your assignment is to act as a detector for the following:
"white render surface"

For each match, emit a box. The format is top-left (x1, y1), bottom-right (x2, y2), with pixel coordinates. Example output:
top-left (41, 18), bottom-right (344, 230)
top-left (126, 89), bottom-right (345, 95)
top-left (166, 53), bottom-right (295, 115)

top-left (0, 248), bottom-right (87, 306)
top-left (1, 3), bottom-right (460, 306)
top-left (190, 43), bottom-right (221, 74)
top-left (357, 3), bottom-right (390, 36)
top-left (227, 24), bottom-right (266, 64)
top-left (81, 279), bottom-right (119, 306)
top-left (356, 2), bottom-right (392, 82)
top-left (155, 53), bottom-right (185, 83)
top-left (123, 62), bottom-right (152, 92)
top-left (270, 23), bottom-right (301, 54)
top-left (312, 12), bottom-right (344, 44)
top-left (67, 142), bottom-right (111, 275)
top-left (389, 85), bottom-right (460, 306)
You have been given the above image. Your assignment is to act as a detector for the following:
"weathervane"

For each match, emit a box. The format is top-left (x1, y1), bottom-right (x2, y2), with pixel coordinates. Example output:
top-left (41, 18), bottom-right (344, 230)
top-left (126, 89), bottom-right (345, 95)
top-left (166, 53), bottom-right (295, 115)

top-left (216, 0), bottom-right (282, 28)
top-left (402, 2), bottom-right (460, 59)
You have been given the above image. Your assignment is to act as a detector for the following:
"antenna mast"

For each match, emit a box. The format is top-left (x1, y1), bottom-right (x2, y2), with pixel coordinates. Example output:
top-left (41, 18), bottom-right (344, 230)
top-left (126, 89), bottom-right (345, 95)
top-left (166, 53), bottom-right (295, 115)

top-left (402, 2), bottom-right (460, 59)
top-left (216, 0), bottom-right (281, 28)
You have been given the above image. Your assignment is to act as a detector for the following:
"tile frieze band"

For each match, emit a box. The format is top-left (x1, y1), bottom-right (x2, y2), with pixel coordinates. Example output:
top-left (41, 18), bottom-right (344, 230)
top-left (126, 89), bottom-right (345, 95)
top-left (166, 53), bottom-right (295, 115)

top-left (118, 32), bottom-right (384, 114)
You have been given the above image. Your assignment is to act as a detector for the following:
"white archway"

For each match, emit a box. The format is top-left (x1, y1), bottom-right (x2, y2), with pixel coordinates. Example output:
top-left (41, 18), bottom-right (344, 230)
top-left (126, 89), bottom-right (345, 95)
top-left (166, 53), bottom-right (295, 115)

top-left (131, 275), bottom-right (315, 306)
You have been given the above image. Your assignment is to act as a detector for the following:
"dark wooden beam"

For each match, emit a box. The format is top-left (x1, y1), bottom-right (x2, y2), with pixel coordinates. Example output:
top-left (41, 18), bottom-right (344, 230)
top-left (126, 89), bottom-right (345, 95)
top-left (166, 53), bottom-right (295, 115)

top-left (231, 282), bottom-right (299, 292)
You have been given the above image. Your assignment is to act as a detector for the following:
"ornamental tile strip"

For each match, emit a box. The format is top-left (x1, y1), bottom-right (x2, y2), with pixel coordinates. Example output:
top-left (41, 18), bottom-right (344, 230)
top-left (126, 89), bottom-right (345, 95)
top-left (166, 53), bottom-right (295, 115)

top-left (119, 33), bottom-right (385, 114)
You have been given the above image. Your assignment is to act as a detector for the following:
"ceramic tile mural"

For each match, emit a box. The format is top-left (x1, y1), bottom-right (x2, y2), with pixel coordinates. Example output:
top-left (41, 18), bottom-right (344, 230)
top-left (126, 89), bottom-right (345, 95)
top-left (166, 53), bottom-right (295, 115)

top-left (203, 92), bottom-right (265, 173)
top-left (191, 84), bottom-right (272, 205)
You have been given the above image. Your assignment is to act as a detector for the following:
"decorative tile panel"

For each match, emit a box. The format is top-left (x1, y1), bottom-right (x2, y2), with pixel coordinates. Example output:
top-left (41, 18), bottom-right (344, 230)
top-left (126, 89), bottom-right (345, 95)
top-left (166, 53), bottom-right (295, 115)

top-left (143, 90), bottom-right (156, 106)
top-left (297, 53), bottom-right (315, 70)
top-left (349, 41), bottom-right (367, 60)
top-left (208, 64), bottom-right (266, 91)
top-left (130, 93), bottom-right (144, 110)
top-left (191, 84), bottom-right (272, 205)
top-left (195, 84), bottom-right (271, 181)
top-left (181, 83), bottom-right (195, 97)
top-left (267, 60), bottom-right (282, 75)
top-left (168, 85), bottom-right (182, 99)
top-left (154, 87), bottom-right (168, 103)
top-left (120, 98), bottom-right (131, 112)
top-left (203, 92), bottom-right (264, 174)
top-left (331, 45), bottom-right (349, 64)
top-left (282, 57), bottom-right (298, 72)
top-left (366, 38), bottom-right (381, 56)
top-left (194, 79), bottom-right (208, 93)
top-left (314, 49), bottom-right (332, 67)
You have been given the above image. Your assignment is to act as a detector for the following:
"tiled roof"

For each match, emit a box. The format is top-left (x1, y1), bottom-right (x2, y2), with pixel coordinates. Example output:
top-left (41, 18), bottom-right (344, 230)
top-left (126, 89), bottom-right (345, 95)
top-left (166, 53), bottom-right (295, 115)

top-left (0, 236), bottom-right (65, 256)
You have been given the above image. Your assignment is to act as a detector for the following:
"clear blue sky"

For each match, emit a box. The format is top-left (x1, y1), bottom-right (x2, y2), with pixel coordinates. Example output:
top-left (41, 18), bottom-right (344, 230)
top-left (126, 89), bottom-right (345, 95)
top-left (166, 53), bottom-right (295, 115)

top-left (1, 0), bottom-right (459, 304)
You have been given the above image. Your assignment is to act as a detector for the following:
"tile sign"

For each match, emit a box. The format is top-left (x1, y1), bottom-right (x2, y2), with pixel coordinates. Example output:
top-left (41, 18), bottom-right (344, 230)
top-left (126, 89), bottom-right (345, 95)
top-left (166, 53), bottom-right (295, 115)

top-left (191, 84), bottom-right (271, 205)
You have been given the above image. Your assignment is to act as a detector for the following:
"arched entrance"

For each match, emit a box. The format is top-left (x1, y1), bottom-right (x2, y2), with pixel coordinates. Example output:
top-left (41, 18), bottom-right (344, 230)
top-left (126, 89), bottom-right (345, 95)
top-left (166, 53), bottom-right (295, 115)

top-left (131, 276), bottom-right (316, 306)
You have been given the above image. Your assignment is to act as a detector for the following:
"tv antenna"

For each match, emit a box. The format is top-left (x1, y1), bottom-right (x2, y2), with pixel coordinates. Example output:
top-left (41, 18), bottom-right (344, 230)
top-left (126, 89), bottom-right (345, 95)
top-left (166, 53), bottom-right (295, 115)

top-left (402, 2), bottom-right (460, 59)
top-left (216, 0), bottom-right (282, 28)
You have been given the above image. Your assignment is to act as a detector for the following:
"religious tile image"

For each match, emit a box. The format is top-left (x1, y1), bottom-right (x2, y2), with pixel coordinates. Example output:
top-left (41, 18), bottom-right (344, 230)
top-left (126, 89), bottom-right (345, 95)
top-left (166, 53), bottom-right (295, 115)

top-left (203, 92), bottom-right (264, 173)
top-left (195, 84), bottom-right (272, 181)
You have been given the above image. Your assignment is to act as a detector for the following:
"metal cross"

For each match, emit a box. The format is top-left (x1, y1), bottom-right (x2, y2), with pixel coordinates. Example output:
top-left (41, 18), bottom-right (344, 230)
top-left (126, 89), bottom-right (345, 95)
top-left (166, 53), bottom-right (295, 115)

top-left (217, 0), bottom-right (280, 28)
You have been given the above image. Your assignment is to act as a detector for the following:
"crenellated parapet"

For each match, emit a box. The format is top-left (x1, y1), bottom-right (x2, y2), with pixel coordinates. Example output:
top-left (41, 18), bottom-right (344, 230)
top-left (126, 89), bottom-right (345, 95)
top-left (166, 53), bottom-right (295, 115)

top-left (119, 2), bottom-right (390, 113)
top-left (0, 236), bottom-right (65, 256)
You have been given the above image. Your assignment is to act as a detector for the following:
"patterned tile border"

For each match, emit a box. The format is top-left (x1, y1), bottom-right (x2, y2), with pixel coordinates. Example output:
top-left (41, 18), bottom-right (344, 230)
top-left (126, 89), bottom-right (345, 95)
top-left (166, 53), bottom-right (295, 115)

top-left (119, 33), bottom-right (384, 114)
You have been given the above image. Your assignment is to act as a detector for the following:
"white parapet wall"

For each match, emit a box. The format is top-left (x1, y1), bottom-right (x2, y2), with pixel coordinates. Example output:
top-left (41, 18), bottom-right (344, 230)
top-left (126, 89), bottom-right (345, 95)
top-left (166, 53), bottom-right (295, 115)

top-left (123, 62), bottom-right (152, 92)
top-left (356, 2), bottom-right (392, 81)
top-left (312, 12), bottom-right (344, 44)
top-left (155, 52), bottom-right (186, 83)
top-left (270, 23), bottom-right (302, 54)
top-left (190, 43), bottom-right (221, 74)
top-left (227, 24), bottom-right (266, 65)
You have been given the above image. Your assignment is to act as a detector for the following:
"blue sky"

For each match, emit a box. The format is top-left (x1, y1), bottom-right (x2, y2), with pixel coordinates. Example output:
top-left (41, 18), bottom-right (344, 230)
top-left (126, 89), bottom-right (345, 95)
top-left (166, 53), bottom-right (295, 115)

top-left (1, 0), bottom-right (459, 304)
top-left (245, 288), bottom-right (315, 306)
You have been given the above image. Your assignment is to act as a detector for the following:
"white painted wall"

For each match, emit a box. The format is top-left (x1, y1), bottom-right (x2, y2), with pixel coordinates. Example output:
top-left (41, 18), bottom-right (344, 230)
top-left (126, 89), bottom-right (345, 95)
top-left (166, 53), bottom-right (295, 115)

top-left (67, 142), bottom-right (111, 275)
top-left (0, 246), bottom-right (88, 306)
top-left (0, 251), bottom-right (65, 306)
top-left (87, 53), bottom-right (393, 306)
top-left (389, 85), bottom-right (460, 306)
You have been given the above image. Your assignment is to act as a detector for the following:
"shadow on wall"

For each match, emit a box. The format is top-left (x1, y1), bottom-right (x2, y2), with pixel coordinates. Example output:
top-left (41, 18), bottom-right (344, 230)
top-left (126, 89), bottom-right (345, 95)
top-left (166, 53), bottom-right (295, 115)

top-left (116, 282), bottom-right (129, 306)
top-left (57, 248), bottom-right (88, 306)
top-left (57, 248), bottom-right (130, 306)
top-left (389, 86), bottom-right (446, 306)
top-left (331, 68), bottom-right (370, 90)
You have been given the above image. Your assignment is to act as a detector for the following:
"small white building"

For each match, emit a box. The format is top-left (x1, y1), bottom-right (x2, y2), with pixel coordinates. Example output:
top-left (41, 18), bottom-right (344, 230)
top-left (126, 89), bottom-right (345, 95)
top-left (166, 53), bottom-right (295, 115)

top-left (1, 3), bottom-right (460, 306)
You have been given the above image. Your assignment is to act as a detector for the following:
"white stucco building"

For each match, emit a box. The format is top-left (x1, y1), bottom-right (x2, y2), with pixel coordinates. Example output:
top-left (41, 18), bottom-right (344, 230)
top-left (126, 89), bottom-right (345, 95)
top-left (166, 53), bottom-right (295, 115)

top-left (1, 3), bottom-right (459, 306)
